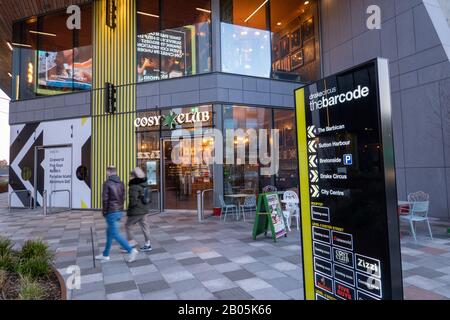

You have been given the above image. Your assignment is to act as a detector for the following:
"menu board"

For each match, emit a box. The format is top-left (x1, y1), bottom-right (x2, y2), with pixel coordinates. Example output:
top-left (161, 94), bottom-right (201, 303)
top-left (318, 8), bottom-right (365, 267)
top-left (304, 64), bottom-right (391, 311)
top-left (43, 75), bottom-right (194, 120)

top-left (266, 194), bottom-right (288, 239)
top-left (295, 59), bottom-right (403, 300)
top-left (253, 193), bottom-right (287, 242)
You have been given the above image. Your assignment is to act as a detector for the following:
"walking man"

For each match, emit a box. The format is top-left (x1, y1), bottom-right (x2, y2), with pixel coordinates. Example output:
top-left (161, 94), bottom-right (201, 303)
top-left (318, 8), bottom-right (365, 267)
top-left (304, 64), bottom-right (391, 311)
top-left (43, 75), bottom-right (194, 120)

top-left (126, 167), bottom-right (152, 252)
top-left (96, 166), bottom-right (139, 262)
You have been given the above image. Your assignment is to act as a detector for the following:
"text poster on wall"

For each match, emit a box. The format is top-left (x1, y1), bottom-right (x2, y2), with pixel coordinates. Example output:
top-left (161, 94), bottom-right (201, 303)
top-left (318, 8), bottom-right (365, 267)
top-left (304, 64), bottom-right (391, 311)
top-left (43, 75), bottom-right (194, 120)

top-left (295, 59), bottom-right (403, 300)
top-left (43, 147), bottom-right (72, 207)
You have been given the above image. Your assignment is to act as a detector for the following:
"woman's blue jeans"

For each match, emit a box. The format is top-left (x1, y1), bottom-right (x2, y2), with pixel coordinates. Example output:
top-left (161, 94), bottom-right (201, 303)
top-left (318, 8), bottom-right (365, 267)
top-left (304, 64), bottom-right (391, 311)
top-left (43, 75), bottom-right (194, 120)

top-left (103, 211), bottom-right (132, 257)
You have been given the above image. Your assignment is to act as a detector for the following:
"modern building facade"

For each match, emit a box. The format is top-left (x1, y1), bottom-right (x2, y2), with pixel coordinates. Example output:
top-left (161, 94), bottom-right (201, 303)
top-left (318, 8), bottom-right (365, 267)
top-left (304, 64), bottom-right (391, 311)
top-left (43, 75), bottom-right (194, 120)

top-left (6, 0), bottom-right (450, 218)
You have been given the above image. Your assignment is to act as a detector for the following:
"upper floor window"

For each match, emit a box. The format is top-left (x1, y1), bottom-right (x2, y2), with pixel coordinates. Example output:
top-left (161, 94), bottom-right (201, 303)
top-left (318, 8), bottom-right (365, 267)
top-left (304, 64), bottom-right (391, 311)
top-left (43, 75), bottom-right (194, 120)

top-left (220, 0), bottom-right (271, 78)
top-left (137, 0), bottom-right (212, 83)
top-left (220, 0), bottom-right (321, 82)
top-left (270, 0), bottom-right (321, 82)
top-left (12, 4), bottom-right (92, 100)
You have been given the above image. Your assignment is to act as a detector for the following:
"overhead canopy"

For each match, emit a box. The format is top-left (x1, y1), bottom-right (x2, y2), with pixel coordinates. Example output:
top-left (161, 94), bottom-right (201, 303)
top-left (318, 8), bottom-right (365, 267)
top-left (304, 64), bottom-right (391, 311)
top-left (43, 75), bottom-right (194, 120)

top-left (0, 0), bottom-right (91, 97)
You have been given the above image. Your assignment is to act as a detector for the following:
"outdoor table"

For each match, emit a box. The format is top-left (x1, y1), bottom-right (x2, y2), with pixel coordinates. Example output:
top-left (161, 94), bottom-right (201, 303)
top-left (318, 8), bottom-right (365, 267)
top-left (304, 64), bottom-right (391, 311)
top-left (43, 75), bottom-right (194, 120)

top-left (225, 194), bottom-right (252, 219)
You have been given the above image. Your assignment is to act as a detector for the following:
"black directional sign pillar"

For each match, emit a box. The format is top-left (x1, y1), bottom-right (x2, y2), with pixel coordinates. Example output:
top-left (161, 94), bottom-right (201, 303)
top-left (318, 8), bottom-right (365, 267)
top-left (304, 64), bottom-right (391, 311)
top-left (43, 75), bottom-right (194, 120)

top-left (295, 58), bottom-right (403, 300)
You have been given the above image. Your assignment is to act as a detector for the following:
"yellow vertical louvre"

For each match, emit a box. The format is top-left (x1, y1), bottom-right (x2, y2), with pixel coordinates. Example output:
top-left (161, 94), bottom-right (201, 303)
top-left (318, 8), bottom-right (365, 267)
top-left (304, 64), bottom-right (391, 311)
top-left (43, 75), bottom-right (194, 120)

top-left (91, 0), bottom-right (137, 209)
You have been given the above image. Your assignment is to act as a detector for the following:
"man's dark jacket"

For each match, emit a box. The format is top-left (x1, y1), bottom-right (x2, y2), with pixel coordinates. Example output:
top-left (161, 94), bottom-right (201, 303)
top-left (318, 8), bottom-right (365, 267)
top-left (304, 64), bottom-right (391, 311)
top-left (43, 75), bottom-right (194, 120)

top-left (127, 177), bottom-right (150, 216)
top-left (102, 175), bottom-right (125, 216)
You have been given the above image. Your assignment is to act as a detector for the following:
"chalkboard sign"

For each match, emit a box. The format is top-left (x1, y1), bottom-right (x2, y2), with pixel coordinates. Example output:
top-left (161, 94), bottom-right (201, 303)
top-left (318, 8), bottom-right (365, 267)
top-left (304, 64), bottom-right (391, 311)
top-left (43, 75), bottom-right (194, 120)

top-left (253, 193), bottom-right (287, 242)
top-left (295, 59), bottom-right (403, 300)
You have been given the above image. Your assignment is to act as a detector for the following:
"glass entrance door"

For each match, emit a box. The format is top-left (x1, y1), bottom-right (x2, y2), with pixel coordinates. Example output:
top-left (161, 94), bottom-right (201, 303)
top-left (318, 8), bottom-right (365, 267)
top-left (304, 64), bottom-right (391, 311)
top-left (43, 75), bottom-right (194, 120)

top-left (163, 138), bottom-right (214, 210)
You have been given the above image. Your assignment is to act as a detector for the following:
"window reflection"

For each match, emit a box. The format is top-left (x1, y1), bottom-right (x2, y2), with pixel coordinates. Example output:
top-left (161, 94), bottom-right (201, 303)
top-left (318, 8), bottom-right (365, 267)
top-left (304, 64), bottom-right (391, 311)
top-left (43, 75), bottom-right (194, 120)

top-left (270, 0), bottom-right (320, 82)
top-left (274, 109), bottom-right (298, 191)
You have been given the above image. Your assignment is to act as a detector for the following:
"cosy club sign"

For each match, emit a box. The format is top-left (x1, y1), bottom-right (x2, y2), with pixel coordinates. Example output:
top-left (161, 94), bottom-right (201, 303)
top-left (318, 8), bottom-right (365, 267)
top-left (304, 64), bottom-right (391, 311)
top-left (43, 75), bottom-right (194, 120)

top-left (134, 110), bottom-right (211, 129)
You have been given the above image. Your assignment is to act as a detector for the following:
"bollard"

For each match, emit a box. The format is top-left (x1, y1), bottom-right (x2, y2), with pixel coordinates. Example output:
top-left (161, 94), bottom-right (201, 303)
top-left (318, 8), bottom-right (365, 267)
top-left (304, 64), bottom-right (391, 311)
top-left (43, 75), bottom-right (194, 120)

top-left (43, 190), bottom-right (47, 216)
top-left (197, 190), bottom-right (202, 222)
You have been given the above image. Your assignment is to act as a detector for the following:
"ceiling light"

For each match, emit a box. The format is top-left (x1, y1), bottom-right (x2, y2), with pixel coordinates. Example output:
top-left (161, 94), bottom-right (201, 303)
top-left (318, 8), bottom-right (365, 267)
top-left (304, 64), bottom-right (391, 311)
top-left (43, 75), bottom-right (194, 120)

top-left (137, 11), bottom-right (159, 18)
top-left (277, 22), bottom-right (282, 26)
top-left (304, 1), bottom-right (310, 5)
top-left (11, 42), bottom-right (31, 48)
top-left (7, 72), bottom-right (12, 78)
top-left (244, 0), bottom-right (268, 23)
top-left (29, 30), bottom-right (56, 37)
top-left (196, 8), bottom-right (211, 14)
top-left (6, 42), bottom-right (13, 51)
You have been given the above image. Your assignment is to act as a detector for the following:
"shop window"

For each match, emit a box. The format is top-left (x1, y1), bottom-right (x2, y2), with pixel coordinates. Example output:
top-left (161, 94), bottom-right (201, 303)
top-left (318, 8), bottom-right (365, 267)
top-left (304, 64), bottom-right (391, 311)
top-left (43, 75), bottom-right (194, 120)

top-left (223, 105), bottom-right (298, 196)
top-left (223, 105), bottom-right (272, 195)
top-left (273, 109), bottom-right (298, 191)
top-left (12, 18), bottom-right (38, 100)
top-left (137, 0), bottom-right (212, 82)
top-left (270, 0), bottom-right (321, 82)
top-left (220, 0), bottom-right (271, 77)
top-left (11, 4), bottom-right (93, 100)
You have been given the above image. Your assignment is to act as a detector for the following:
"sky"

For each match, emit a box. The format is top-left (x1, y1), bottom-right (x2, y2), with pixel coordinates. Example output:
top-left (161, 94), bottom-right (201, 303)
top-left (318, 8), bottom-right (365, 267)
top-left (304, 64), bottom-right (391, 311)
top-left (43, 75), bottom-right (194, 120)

top-left (0, 89), bottom-right (10, 164)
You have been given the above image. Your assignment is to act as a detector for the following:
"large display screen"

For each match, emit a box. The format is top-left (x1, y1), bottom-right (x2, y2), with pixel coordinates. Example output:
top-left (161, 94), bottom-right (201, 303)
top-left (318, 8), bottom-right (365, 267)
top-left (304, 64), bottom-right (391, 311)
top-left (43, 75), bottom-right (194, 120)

top-left (295, 59), bottom-right (403, 300)
top-left (37, 46), bottom-right (92, 94)
top-left (137, 28), bottom-right (190, 82)
top-left (221, 23), bottom-right (271, 78)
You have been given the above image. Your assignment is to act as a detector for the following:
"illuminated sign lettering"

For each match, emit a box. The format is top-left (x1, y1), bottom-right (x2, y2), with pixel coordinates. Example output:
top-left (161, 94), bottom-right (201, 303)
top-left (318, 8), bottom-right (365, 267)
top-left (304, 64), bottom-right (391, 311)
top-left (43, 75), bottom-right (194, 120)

top-left (134, 111), bottom-right (211, 129)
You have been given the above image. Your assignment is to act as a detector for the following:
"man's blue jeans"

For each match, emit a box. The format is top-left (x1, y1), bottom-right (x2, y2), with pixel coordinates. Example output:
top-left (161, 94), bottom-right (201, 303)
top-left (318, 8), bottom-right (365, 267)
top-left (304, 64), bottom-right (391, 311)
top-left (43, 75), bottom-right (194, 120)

top-left (103, 211), bottom-right (132, 257)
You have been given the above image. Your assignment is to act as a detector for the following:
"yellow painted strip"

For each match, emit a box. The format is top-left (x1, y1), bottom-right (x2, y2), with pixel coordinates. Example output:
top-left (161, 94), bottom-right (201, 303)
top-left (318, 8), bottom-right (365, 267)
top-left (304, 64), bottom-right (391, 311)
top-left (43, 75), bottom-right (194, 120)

top-left (91, 0), bottom-right (137, 209)
top-left (295, 88), bottom-right (315, 300)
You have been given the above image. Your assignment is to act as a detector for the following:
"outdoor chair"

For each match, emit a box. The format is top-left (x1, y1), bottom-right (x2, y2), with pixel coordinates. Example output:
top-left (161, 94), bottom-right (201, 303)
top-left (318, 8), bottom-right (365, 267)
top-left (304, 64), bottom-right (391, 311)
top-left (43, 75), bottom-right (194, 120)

top-left (239, 195), bottom-right (257, 222)
top-left (219, 195), bottom-right (238, 222)
top-left (400, 191), bottom-right (433, 242)
top-left (281, 190), bottom-right (300, 232)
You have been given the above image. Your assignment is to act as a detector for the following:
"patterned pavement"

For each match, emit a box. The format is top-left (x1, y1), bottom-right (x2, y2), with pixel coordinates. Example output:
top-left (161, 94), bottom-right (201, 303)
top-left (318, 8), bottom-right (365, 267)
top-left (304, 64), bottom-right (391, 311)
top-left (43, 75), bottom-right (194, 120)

top-left (0, 192), bottom-right (449, 300)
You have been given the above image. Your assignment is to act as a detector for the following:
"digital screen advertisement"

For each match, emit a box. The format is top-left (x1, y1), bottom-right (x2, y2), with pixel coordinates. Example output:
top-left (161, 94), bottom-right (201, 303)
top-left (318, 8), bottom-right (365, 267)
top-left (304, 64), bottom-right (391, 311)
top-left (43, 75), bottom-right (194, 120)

top-left (37, 46), bottom-right (92, 93)
top-left (137, 28), bottom-right (189, 82)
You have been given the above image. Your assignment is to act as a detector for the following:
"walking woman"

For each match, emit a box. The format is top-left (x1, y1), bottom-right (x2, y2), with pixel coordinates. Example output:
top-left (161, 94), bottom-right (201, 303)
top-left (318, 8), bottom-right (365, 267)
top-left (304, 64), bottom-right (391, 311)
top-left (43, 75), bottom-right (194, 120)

top-left (125, 167), bottom-right (152, 252)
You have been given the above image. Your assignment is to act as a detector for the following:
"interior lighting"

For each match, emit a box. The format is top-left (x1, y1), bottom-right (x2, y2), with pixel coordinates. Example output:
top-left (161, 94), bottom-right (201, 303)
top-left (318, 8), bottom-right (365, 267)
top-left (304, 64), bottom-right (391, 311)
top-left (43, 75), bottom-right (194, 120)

top-left (244, 0), bottom-right (268, 23)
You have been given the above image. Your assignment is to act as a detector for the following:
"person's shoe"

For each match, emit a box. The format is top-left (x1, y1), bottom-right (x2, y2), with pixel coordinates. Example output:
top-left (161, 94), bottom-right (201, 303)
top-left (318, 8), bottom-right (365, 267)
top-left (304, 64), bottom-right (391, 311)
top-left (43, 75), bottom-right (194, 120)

top-left (126, 248), bottom-right (139, 263)
top-left (95, 254), bottom-right (110, 262)
top-left (139, 244), bottom-right (152, 252)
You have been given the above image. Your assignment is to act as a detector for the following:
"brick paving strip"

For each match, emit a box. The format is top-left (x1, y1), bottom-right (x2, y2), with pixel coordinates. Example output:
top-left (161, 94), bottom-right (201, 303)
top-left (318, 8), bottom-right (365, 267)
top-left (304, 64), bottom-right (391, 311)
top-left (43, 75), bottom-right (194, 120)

top-left (0, 192), bottom-right (449, 300)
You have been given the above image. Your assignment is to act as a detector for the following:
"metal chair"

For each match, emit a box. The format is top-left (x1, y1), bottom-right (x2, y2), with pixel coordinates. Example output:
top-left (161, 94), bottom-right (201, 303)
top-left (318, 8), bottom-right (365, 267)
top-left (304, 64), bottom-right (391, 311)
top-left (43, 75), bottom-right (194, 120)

top-left (239, 195), bottom-right (257, 222)
top-left (400, 191), bottom-right (433, 242)
top-left (219, 195), bottom-right (238, 222)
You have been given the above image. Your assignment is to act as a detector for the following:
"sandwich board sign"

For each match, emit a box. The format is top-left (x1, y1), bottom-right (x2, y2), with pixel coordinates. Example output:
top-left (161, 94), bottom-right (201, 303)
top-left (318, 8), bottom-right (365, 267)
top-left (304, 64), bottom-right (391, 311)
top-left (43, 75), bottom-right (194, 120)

top-left (252, 193), bottom-right (287, 242)
top-left (295, 58), bottom-right (403, 300)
